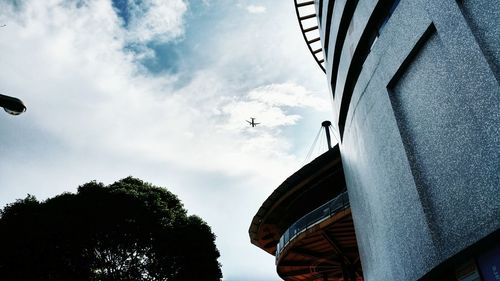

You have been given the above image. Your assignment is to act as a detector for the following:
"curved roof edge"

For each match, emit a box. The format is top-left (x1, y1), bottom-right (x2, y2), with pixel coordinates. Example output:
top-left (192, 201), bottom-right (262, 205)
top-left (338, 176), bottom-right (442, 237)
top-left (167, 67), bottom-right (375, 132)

top-left (249, 144), bottom-right (343, 253)
top-left (294, 0), bottom-right (326, 73)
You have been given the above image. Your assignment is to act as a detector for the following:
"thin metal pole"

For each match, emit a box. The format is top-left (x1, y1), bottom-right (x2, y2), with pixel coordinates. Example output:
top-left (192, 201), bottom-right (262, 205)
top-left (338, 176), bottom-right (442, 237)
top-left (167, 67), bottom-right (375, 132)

top-left (322, 120), bottom-right (332, 150)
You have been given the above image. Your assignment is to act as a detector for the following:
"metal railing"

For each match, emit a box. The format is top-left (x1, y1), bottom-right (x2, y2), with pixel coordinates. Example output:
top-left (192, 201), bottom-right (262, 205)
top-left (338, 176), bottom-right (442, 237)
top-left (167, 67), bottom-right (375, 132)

top-left (294, 0), bottom-right (326, 73)
top-left (276, 191), bottom-right (349, 259)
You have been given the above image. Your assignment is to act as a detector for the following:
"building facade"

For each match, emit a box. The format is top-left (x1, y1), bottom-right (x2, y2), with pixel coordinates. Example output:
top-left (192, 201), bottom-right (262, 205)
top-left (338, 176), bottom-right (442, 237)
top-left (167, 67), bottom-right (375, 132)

top-left (250, 0), bottom-right (499, 280)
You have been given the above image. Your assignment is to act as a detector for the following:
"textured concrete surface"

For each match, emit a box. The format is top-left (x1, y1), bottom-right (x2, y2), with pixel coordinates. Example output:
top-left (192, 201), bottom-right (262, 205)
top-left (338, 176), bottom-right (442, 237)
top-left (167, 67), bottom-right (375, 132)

top-left (319, 0), bottom-right (500, 280)
top-left (324, 0), bottom-right (348, 84)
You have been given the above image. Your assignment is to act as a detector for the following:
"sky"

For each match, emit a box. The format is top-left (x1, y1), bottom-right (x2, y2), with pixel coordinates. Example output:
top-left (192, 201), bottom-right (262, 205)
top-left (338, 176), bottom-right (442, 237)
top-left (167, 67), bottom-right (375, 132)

top-left (0, 0), bottom-right (332, 280)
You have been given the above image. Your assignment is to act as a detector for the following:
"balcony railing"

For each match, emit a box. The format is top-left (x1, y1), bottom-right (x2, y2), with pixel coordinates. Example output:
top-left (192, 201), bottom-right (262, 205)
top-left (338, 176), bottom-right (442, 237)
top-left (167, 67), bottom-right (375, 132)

top-left (276, 191), bottom-right (350, 260)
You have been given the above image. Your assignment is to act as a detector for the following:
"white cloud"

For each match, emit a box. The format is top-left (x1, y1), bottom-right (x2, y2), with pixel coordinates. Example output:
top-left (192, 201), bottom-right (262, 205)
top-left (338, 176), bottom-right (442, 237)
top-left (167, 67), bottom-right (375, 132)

top-left (0, 0), bottom-right (303, 191)
top-left (125, 0), bottom-right (188, 43)
top-left (0, 1), bottom-right (331, 280)
top-left (219, 82), bottom-right (329, 131)
top-left (222, 99), bottom-right (301, 129)
top-left (246, 5), bottom-right (266, 14)
top-left (249, 83), bottom-right (329, 110)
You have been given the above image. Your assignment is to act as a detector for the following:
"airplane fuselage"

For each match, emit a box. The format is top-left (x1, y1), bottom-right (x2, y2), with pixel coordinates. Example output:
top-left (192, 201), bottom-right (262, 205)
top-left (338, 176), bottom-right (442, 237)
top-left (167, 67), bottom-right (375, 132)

top-left (247, 118), bottom-right (260, 127)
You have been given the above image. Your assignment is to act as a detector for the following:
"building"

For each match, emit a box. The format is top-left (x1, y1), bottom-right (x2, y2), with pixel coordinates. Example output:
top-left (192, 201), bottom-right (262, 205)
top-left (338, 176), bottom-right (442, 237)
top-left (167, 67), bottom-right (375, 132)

top-left (249, 0), bottom-right (499, 280)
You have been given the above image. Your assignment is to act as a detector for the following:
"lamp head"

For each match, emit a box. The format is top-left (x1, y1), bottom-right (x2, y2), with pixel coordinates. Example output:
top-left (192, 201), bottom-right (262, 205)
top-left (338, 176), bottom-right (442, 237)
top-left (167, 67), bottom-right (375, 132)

top-left (321, 120), bottom-right (332, 127)
top-left (0, 94), bottom-right (27, 115)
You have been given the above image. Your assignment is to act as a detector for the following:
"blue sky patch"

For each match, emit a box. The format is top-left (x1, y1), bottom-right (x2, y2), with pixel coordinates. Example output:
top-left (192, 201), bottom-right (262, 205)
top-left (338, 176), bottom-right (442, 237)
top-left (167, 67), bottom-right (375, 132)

top-left (111, 0), bottom-right (131, 26)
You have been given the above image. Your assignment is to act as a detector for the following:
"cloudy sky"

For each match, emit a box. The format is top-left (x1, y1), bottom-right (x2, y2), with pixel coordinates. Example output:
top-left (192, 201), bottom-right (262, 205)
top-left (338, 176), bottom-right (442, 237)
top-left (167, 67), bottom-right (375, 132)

top-left (0, 0), bottom-right (332, 280)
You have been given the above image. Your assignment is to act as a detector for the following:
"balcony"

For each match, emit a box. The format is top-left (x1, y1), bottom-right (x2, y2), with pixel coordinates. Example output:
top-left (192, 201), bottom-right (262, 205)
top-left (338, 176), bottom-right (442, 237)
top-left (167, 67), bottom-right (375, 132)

top-left (249, 145), bottom-right (363, 280)
top-left (276, 191), bottom-right (350, 259)
top-left (275, 192), bottom-right (362, 280)
top-left (249, 146), bottom-right (346, 255)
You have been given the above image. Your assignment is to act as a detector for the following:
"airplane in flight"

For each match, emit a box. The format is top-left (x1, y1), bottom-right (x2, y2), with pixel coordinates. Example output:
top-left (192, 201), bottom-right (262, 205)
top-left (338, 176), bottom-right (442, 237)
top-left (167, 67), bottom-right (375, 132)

top-left (246, 117), bottom-right (260, 127)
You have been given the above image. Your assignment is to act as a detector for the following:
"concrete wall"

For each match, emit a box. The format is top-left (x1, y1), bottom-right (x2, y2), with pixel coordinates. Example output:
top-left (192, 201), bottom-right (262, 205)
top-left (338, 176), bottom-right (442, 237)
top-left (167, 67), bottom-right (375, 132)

top-left (319, 0), bottom-right (500, 280)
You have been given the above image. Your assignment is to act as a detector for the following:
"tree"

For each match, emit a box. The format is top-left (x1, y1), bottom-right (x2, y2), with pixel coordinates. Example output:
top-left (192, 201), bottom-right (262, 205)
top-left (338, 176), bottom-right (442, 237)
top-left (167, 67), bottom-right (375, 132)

top-left (0, 177), bottom-right (222, 281)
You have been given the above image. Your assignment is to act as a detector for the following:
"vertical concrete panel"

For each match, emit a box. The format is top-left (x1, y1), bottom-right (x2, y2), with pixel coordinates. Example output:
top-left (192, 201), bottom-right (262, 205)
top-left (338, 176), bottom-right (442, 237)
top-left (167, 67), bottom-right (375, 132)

top-left (389, 30), bottom-right (500, 258)
top-left (459, 0), bottom-right (500, 79)
top-left (342, 83), bottom-right (439, 280)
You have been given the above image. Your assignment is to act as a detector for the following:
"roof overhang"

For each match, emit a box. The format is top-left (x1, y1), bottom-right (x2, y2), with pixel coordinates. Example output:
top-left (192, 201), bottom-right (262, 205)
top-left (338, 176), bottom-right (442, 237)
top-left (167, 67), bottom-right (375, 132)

top-left (249, 145), bottom-right (345, 254)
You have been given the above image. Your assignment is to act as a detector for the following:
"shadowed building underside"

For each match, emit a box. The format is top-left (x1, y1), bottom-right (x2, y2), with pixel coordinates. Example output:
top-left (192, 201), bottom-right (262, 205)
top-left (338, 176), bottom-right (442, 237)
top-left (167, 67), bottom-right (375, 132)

top-left (277, 209), bottom-right (362, 281)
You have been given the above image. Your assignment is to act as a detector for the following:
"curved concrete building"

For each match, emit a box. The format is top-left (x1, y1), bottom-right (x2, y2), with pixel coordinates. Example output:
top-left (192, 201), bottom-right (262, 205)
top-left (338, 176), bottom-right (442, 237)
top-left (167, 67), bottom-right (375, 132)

top-left (251, 0), bottom-right (499, 280)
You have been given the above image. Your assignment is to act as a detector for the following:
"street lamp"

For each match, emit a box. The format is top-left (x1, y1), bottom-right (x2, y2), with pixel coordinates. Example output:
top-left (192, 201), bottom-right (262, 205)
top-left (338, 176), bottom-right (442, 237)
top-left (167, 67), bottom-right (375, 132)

top-left (0, 94), bottom-right (26, 115)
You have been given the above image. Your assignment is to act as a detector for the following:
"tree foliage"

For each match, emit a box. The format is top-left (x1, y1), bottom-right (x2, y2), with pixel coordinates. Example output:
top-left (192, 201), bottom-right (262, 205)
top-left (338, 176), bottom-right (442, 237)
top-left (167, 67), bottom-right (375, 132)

top-left (0, 177), bottom-right (222, 281)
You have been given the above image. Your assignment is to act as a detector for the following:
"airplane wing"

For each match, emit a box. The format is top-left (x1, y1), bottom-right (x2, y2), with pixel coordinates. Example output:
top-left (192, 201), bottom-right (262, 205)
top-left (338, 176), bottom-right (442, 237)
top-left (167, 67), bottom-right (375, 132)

top-left (246, 120), bottom-right (252, 124)
top-left (254, 123), bottom-right (260, 125)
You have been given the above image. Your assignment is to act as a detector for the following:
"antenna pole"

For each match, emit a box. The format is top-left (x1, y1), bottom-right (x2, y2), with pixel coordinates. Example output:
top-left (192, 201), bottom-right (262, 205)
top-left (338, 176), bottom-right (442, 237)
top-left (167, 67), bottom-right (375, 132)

top-left (322, 121), bottom-right (332, 150)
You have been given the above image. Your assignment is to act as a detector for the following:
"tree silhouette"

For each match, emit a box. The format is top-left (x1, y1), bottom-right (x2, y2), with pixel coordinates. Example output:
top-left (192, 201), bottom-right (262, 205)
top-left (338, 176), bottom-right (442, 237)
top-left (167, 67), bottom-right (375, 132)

top-left (0, 177), bottom-right (222, 281)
